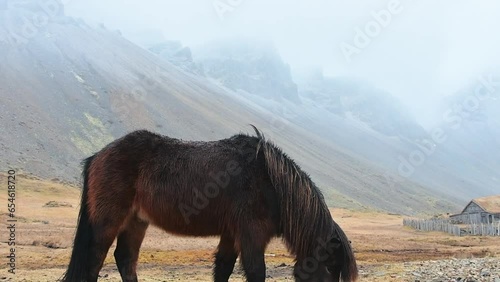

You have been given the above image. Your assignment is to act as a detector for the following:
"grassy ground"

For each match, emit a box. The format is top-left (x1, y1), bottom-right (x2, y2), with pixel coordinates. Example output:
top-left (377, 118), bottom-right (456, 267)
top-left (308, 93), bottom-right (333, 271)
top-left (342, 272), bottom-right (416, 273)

top-left (0, 174), bottom-right (498, 281)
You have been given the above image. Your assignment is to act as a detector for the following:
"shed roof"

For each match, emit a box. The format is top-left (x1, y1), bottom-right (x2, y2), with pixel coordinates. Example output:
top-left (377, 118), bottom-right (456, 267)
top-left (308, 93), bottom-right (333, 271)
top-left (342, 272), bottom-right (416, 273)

top-left (463, 195), bottom-right (500, 214)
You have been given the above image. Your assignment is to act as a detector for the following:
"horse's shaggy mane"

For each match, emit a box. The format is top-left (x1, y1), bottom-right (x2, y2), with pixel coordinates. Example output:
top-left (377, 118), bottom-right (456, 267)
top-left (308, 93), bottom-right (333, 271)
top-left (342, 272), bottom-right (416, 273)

top-left (251, 126), bottom-right (333, 259)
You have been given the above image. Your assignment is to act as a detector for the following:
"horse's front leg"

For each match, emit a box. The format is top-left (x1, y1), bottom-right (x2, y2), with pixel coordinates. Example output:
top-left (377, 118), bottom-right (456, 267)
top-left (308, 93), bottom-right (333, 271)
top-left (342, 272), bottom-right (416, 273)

top-left (240, 245), bottom-right (266, 282)
top-left (214, 233), bottom-right (239, 282)
top-left (238, 225), bottom-right (270, 282)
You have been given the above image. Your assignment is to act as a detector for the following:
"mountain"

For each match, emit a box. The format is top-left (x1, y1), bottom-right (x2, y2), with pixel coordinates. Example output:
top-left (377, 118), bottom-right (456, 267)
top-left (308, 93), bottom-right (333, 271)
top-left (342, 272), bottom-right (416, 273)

top-left (290, 69), bottom-right (500, 203)
top-left (296, 71), bottom-right (428, 140)
top-left (194, 39), bottom-right (301, 103)
top-left (0, 1), bottom-right (471, 215)
top-left (429, 77), bottom-right (500, 197)
top-left (148, 40), bottom-right (204, 76)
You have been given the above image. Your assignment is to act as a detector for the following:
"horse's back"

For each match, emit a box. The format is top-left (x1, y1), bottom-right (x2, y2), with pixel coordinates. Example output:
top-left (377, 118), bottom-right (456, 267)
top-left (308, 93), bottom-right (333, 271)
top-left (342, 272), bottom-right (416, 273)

top-left (96, 130), bottom-right (277, 237)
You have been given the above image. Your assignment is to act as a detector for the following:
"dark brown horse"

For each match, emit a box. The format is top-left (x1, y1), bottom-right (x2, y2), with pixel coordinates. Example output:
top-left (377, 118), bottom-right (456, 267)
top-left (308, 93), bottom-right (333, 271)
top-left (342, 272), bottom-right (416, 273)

top-left (62, 126), bottom-right (357, 282)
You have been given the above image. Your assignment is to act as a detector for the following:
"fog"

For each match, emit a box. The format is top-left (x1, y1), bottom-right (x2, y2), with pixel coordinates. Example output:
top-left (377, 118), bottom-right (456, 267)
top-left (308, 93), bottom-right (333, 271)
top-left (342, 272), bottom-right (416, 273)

top-left (65, 0), bottom-right (500, 127)
top-left (2, 0), bottom-right (499, 224)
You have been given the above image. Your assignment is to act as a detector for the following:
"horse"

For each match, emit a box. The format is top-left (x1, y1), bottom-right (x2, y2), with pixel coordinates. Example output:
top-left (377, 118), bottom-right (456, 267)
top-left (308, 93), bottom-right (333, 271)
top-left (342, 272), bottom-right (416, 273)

top-left (62, 126), bottom-right (358, 282)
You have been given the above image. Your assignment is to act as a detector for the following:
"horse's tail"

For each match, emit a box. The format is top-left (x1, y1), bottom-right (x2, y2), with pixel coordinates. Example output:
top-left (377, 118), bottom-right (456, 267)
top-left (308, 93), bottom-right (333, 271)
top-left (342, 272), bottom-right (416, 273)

top-left (61, 155), bottom-right (96, 282)
top-left (250, 125), bottom-right (358, 282)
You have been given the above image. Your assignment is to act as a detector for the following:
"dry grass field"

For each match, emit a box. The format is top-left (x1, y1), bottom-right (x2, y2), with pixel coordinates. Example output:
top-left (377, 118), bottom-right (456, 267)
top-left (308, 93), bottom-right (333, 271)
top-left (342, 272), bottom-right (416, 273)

top-left (0, 174), bottom-right (498, 281)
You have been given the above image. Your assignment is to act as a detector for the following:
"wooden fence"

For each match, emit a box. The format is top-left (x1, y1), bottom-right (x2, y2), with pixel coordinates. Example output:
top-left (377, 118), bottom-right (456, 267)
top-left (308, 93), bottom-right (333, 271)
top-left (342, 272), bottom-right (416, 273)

top-left (467, 222), bottom-right (500, 236)
top-left (403, 218), bottom-right (500, 236)
top-left (403, 219), bottom-right (461, 236)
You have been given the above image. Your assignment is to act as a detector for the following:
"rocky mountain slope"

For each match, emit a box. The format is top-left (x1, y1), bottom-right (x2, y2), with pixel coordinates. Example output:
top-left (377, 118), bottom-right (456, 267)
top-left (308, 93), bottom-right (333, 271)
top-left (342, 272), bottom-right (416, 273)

top-left (188, 42), bottom-right (499, 207)
top-left (2, 1), bottom-right (493, 215)
top-left (431, 78), bottom-right (500, 197)
top-left (194, 39), bottom-right (300, 103)
top-left (148, 40), bottom-right (204, 76)
top-left (297, 72), bottom-right (428, 140)
top-left (291, 69), bottom-right (500, 201)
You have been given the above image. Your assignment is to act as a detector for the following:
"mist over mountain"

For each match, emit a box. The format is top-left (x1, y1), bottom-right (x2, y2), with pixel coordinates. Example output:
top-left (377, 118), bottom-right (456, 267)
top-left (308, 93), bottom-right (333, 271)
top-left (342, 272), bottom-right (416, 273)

top-left (148, 40), bottom-right (204, 76)
top-left (194, 39), bottom-right (300, 103)
top-left (296, 71), bottom-right (428, 140)
top-left (183, 38), bottom-right (499, 206)
top-left (1, 0), bottom-right (499, 217)
top-left (428, 75), bottom-right (500, 197)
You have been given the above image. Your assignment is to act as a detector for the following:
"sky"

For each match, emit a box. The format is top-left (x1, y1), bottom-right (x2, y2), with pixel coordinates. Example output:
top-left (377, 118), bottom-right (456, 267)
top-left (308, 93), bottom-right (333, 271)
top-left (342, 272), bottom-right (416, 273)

top-left (64, 0), bottom-right (500, 128)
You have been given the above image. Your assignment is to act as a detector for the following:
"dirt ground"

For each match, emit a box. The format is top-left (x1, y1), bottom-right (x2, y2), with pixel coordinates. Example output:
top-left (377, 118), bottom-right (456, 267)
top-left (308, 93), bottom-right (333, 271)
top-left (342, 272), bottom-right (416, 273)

top-left (0, 174), bottom-right (499, 281)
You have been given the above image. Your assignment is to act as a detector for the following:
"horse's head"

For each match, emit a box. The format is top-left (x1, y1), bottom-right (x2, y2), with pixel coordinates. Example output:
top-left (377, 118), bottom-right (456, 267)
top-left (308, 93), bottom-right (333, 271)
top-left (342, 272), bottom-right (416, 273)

top-left (293, 237), bottom-right (355, 282)
top-left (293, 261), bottom-right (336, 282)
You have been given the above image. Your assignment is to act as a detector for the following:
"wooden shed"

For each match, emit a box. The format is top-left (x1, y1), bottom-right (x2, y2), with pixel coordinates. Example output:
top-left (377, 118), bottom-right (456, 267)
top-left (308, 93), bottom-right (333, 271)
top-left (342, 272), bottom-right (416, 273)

top-left (449, 195), bottom-right (500, 224)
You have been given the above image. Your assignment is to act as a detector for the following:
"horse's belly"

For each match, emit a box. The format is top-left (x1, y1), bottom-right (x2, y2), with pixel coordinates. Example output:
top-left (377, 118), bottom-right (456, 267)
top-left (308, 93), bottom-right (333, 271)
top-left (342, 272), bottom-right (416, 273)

top-left (138, 205), bottom-right (222, 236)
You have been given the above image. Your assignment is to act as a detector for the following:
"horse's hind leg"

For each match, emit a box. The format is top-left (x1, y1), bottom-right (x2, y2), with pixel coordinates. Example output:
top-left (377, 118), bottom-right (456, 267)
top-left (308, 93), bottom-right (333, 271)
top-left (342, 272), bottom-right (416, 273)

top-left (86, 180), bottom-right (138, 280)
top-left (114, 215), bottom-right (149, 282)
top-left (86, 223), bottom-right (123, 282)
top-left (214, 234), bottom-right (239, 282)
